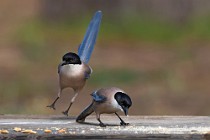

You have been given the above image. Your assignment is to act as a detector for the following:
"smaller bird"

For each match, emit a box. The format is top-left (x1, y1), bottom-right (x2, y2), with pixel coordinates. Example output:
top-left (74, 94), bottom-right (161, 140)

top-left (76, 87), bottom-right (132, 127)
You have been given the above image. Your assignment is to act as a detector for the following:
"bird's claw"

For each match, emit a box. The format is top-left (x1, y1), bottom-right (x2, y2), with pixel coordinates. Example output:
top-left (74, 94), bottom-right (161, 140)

top-left (62, 111), bottom-right (69, 116)
top-left (46, 104), bottom-right (56, 110)
top-left (120, 122), bottom-right (129, 126)
top-left (99, 123), bottom-right (106, 127)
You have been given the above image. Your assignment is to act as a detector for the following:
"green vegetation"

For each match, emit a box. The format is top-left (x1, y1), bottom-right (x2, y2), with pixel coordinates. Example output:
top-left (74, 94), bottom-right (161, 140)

top-left (16, 15), bottom-right (210, 49)
top-left (89, 68), bottom-right (168, 87)
top-left (89, 69), bottom-right (141, 86)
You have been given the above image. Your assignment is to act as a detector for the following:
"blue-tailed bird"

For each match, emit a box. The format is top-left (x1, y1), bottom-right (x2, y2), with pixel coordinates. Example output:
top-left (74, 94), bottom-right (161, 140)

top-left (47, 11), bottom-right (102, 116)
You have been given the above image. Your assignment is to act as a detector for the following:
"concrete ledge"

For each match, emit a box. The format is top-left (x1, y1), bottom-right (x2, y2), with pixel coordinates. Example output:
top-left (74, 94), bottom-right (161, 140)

top-left (0, 115), bottom-right (210, 139)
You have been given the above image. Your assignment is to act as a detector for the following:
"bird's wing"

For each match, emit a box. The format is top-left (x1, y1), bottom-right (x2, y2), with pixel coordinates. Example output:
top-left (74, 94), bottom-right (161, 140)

top-left (78, 11), bottom-right (102, 64)
top-left (91, 91), bottom-right (107, 103)
top-left (84, 66), bottom-right (92, 79)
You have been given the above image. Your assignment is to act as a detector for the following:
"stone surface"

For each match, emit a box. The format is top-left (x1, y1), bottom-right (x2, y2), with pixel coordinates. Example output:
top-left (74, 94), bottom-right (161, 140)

top-left (0, 115), bottom-right (210, 139)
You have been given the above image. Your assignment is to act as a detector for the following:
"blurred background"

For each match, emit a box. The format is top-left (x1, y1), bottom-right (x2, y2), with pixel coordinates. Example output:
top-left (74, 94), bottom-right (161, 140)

top-left (0, 0), bottom-right (210, 116)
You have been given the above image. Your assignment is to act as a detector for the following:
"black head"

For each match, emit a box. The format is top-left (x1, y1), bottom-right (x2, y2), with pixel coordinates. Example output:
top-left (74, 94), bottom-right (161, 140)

top-left (61, 52), bottom-right (82, 66)
top-left (114, 92), bottom-right (132, 116)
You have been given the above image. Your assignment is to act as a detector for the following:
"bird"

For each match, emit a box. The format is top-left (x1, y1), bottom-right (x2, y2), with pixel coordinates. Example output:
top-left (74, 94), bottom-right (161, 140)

top-left (47, 52), bottom-right (92, 116)
top-left (76, 87), bottom-right (132, 127)
top-left (47, 11), bottom-right (102, 116)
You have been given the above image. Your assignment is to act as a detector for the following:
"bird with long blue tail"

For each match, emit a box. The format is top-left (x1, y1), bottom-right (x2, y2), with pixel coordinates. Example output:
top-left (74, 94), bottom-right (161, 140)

top-left (47, 11), bottom-right (102, 116)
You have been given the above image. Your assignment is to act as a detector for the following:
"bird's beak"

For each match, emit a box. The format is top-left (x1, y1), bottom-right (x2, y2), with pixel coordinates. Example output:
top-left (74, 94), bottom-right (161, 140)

top-left (123, 107), bottom-right (128, 116)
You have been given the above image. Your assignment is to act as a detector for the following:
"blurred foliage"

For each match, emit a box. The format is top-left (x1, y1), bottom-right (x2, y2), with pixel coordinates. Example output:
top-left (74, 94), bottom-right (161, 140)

top-left (90, 69), bottom-right (141, 86)
top-left (16, 15), bottom-right (210, 49)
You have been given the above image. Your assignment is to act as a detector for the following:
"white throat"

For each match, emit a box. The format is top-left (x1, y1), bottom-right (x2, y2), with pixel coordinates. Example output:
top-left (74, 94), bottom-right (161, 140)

top-left (61, 64), bottom-right (83, 76)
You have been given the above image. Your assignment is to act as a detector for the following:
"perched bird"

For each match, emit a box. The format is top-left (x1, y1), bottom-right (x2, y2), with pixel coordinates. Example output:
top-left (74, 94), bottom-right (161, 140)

top-left (47, 52), bottom-right (92, 116)
top-left (76, 87), bottom-right (132, 127)
top-left (47, 11), bottom-right (102, 116)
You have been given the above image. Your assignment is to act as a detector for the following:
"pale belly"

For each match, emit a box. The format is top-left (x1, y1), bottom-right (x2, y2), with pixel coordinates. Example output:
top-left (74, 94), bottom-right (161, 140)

top-left (59, 65), bottom-right (86, 89)
top-left (94, 102), bottom-right (122, 114)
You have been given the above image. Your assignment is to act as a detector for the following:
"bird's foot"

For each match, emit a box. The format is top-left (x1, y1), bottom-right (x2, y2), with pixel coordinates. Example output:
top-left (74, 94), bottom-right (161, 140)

top-left (99, 123), bottom-right (106, 127)
top-left (120, 122), bottom-right (129, 126)
top-left (46, 104), bottom-right (56, 110)
top-left (62, 111), bottom-right (69, 116)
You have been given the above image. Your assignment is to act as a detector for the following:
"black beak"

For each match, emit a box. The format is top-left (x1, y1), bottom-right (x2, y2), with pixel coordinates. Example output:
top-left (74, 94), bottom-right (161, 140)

top-left (123, 107), bottom-right (128, 116)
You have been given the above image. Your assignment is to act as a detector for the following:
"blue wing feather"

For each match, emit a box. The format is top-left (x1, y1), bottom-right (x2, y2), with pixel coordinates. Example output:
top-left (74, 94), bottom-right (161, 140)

top-left (78, 11), bottom-right (102, 64)
top-left (91, 91), bottom-right (106, 103)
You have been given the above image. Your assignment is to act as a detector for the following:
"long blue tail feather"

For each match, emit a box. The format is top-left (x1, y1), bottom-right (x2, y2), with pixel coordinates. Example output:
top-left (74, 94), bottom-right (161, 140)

top-left (78, 11), bottom-right (102, 64)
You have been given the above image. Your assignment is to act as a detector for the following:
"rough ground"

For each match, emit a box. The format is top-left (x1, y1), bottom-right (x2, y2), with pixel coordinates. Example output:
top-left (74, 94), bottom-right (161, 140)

top-left (0, 115), bottom-right (210, 139)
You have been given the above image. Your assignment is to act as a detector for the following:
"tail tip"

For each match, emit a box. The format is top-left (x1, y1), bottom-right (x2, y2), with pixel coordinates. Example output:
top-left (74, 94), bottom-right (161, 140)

top-left (97, 10), bottom-right (102, 13)
top-left (76, 118), bottom-right (85, 123)
top-left (96, 10), bottom-right (102, 16)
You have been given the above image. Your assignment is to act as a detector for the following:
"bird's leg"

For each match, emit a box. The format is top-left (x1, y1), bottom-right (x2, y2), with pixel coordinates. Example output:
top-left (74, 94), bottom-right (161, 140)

top-left (62, 92), bottom-right (78, 116)
top-left (47, 89), bottom-right (61, 110)
top-left (46, 97), bottom-right (59, 110)
top-left (62, 103), bottom-right (72, 116)
top-left (115, 113), bottom-right (129, 126)
top-left (97, 114), bottom-right (106, 127)
top-left (98, 118), bottom-right (106, 127)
